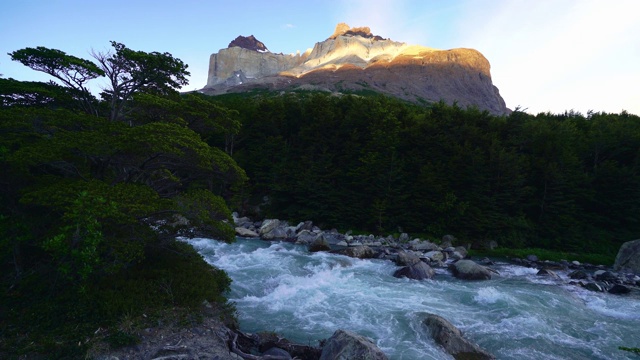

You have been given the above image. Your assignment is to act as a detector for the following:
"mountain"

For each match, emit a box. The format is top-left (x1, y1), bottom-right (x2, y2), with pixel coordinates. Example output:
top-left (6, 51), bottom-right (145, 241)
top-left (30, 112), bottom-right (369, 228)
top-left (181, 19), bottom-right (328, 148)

top-left (201, 23), bottom-right (509, 115)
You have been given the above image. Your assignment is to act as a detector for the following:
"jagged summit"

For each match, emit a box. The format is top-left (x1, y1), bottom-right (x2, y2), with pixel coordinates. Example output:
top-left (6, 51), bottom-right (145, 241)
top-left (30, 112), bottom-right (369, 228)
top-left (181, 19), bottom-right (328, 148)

top-left (202, 23), bottom-right (509, 115)
top-left (328, 22), bottom-right (385, 41)
top-left (228, 35), bottom-right (268, 52)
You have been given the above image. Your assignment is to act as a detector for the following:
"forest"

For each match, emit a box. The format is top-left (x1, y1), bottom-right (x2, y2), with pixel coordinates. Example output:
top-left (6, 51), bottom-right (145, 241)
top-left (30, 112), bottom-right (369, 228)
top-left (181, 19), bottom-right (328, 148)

top-left (1, 43), bottom-right (639, 358)
top-left (212, 91), bottom-right (640, 255)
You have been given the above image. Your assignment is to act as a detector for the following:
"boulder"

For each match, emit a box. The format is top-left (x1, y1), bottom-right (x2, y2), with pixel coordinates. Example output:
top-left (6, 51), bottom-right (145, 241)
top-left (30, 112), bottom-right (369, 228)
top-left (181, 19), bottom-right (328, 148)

top-left (423, 250), bottom-right (445, 262)
top-left (339, 246), bottom-right (376, 259)
top-left (263, 347), bottom-right (292, 359)
top-left (614, 239), bottom-right (640, 273)
top-left (309, 235), bottom-right (331, 252)
top-left (536, 269), bottom-right (560, 279)
top-left (422, 313), bottom-right (495, 360)
top-left (594, 270), bottom-right (618, 281)
top-left (395, 250), bottom-right (421, 266)
top-left (569, 270), bottom-right (589, 280)
top-left (450, 260), bottom-right (493, 280)
top-left (583, 282), bottom-right (604, 292)
top-left (262, 226), bottom-right (287, 240)
top-left (526, 254), bottom-right (539, 262)
top-left (393, 262), bottom-right (435, 280)
top-left (608, 284), bottom-right (631, 295)
top-left (259, 219), bottom-right (281, 236)
top-left (409, 239), bottom-right (439, 252)
top-left (319, 329), bottom-right (388, 360)
top-left (296, 230), bottom-right (319, 244)
top-left (235, 227), bottom-right (259, 237)
top-left (450, 246), bottom-right (468, 260)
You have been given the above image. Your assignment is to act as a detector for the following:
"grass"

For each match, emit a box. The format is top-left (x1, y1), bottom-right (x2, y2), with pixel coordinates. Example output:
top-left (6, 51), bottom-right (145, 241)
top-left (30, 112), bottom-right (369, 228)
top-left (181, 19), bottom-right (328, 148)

top-left (0, 240), bottom-right (236, 359)
top-left (470, 247), bottom-right (615, 266)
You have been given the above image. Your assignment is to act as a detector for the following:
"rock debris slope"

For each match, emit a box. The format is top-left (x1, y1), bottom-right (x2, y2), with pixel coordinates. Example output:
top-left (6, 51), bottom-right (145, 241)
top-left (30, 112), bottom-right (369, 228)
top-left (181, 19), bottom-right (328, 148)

top-left (202, 23), bottom-right (509, 115)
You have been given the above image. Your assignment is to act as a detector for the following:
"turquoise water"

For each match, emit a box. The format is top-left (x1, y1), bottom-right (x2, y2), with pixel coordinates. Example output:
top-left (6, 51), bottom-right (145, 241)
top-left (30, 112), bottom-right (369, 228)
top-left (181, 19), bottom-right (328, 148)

top-left (186, 238), bottom-right (640, 360)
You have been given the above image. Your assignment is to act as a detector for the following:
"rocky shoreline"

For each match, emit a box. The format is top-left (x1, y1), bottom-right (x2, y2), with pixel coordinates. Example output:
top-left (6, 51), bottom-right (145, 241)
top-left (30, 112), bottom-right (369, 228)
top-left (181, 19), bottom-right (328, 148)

top-left (98, 216), bottom-right (639, 359)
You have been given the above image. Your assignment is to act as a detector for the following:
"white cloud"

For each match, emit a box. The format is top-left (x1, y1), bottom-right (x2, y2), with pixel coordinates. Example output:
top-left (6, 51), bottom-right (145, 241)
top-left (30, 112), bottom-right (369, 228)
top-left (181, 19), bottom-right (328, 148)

top-left (282, 23), bottom-right (296, 30)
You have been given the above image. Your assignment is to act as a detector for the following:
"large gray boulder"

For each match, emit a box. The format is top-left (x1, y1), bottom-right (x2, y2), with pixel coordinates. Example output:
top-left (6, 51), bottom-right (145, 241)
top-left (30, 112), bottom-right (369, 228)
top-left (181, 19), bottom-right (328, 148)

top-left (393, 261), bottom-right (435, 280)
top-left (395, 250), bottom-right (421, 266)
top-left (423, 313), bottom-right (495, 360)
top-left (296, 230), bottom-right (319, 244)
top-left (614, 239), bottom-right (640, 273)
top-left (339, 245), bottom-right (376, 259)
top-left (319, 329), bottom-right (388, 360)
top-left (259, 219), bottom-right (280, 236)
top-left (309, 235), bottom-right (331, 252)
top-left (449, 260), bottom-right (493, 280)
top-left (235, 227), bottom-right (259, 237)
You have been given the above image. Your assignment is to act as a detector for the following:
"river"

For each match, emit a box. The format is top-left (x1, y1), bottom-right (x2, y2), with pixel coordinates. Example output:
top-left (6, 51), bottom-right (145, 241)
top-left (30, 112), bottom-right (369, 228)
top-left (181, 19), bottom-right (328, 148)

top-left (186, 237), bottom-right (640, 360)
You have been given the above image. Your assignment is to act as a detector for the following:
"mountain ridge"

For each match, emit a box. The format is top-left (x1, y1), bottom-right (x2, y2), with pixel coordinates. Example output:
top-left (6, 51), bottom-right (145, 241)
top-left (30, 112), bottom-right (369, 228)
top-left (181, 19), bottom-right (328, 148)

top-left (201, 23), bottom-right (509, 115)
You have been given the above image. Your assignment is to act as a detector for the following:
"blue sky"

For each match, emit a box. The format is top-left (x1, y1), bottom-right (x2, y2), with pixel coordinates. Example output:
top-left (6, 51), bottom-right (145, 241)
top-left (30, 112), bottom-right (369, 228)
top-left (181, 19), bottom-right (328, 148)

top-left (1, 0), bottom-right (638, 115)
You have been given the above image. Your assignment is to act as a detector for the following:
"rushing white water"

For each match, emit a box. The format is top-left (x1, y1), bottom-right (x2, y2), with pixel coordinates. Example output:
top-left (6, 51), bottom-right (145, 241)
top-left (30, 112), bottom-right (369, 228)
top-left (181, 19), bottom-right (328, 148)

top-left (187, 237), bottom-right (640, 360)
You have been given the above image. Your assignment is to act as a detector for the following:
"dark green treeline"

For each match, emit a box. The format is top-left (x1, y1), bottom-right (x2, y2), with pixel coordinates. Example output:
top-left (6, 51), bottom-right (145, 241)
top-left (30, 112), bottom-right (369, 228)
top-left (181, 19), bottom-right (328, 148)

top-left (212, 92), bottom-right (640, 254)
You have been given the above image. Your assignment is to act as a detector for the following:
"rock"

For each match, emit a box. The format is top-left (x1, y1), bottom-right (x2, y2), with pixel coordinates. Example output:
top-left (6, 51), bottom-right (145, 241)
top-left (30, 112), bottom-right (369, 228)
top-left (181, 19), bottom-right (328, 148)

top-left (259, 219), bottom-right (281, 236)
top-left (422, 313), bottom-right (495, 360)
top-left (409, 239), bottom-right (439, 252)
top-left (526, 254), bottom-right (539, 262)
top-left (450, 260), bottom-right (493, 280)
top-left (583, 282), bottom-right (604, 292)
top-left (228, 35), bottom-right (268, 52)
top-left (395, 250), bottom-right (421, 266)
top-left (398, 233), bottom-right (410, 242)
top-left (309, 235), bottom-right (331, 252)
top-left (608, 284), bottom-right (631, 294)
top-left (594, 270), bottom-right (618, 281)
top-left (568, 270), bottom-right (589, 280)
top-left (450, 246), bottom-right (468, 260)
top-left (571, 260), bottom-right (581, 266)
top-left (263, 347), bottom-right (292, 359)
top-left (235, 227), bottom-right (259, 237)
top-left (423, 250), bottom-right (445, 262)
top-left (319, 329), bottom-right (388, 360)
top-left (339, 245), bottom-right (376, 259)
top-left (536, 269), bottom-right (559, 279)
top-left (614, 239), bottom-right (640, 273)
top-left (393, 262), bottom-right (435, 280)
top-left (296, 230), bottom-right (319, 244)
top-left (262, 226), bottom-right (287, 240)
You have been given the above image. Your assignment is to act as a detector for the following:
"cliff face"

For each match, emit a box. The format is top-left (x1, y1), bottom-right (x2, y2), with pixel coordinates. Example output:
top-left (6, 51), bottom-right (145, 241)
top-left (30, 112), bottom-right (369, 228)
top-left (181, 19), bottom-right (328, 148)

top-left (203, 23), bottom-right (509, 115)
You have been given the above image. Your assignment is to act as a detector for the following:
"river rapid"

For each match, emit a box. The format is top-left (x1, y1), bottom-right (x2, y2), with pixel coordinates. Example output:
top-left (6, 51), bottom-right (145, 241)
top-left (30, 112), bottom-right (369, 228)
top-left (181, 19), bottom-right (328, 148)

top-left (186, 237), bottom-right (640, 360)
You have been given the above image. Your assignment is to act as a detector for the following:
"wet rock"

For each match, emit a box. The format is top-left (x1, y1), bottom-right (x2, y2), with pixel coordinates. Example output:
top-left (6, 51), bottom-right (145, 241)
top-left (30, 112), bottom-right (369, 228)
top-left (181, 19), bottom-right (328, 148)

top-left (263, 347), bottom-right (292, 359)
top-left (569, 270), bottom-right (589, 280)
top-left (450, 260), bottom-right (493, 280)
top-left (409, 239), bottom-right (439, 252)
top-left (423, 250), bottom-right (445, 262)
top-left (309, 235), bottom-right (331, 252)
top-left (235, 227), bottom-right (259, 237)
top-left (583, 282), bottom-right (604, 292)
top-left (608, 284), bottom-right (631, 295)
top-left (422, 313), bottom-right (495, 360)
top-left (526, 254), bottom-right (539, 262)
top-left (393, 261), bottom-right (435, 280)
top-left (296, 229), bottom-right (319, 244)
top-left (614, 239), bottom-right (640, 273)
top-left (395, 250), bottom-right (421, 266)
top-left (537, 269), bottom-right (560, 279)
top-left (337, 245), bottom-right (376, 259)
top-left (319, 329), bottom-right (388, 360)
top-left (594, 270), bottom-right (618, 282)
top-left (259, 219), bottom-right (280, 236)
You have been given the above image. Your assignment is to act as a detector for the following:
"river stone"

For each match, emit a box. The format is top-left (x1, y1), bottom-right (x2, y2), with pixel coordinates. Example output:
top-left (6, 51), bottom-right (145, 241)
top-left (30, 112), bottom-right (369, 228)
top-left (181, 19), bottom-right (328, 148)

top-left (319, 329), bottom-right (388, 360)
top-left (263, 347), bottom-right (292, 359)
top-left (608, 284), bottom-right (631, 294)
top-left (526, 254), bottom-right (539, 262)
top-left (309, 235), bottom-right (331, 252)
top-left (424, 250), bottom-right (445, 262)
top-left (340, 245), bottom-right (376, 259)
top-left (410, 239), bottom-right (439, 251)
top-left (569, 270), bottom-right (589, 280)
top-left (395, 250), bottom-right (421, 266)
top-left (262, 226), bottom-right (287, 240)
top-left (422, 313), bottom-right (495, 360)
top-left (537, 269), bottom-right (560, 279)
top-left (614, 239), bottom-right (640, 273)
top-left (450, 260), bottom-right (493, 280)
top-left (584, 282), bottom-right (604, 292)
top-left (259, 219), bottom-right (280, 236)
top-left (594, 270), bottom-right (618, 281)
top-left (235, 227), bottom-right (259, 237)
top-left (296, 230), bottom-right (319, 244)
top-left (393, 262), bottom-right (435, 280)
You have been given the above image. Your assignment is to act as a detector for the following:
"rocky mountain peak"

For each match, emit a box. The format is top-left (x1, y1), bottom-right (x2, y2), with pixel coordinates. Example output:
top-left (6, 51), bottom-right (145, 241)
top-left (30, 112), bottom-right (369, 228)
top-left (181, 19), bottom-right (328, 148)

top-left (328, 22), bottom-right (385, 41)
top-left (228, 35), bottom-right (268, 52)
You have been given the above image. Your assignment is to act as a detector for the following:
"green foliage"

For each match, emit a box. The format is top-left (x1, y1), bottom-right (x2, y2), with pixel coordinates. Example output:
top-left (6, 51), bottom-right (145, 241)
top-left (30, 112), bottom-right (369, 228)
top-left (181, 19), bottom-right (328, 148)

top-left (215, 92), bottom-right (640, 255)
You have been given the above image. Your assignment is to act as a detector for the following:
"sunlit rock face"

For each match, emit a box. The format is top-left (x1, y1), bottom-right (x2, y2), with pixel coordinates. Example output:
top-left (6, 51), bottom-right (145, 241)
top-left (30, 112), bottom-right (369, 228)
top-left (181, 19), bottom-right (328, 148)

top-left (203, 23), bottom-right (509, 115)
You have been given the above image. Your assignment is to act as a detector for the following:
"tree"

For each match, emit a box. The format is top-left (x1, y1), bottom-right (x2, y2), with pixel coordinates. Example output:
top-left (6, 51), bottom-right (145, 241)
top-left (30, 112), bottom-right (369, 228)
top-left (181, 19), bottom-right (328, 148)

top-left (8, 46), bottom-right (103, 114)
top-left (91, 41), bottom-right (189, 121)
